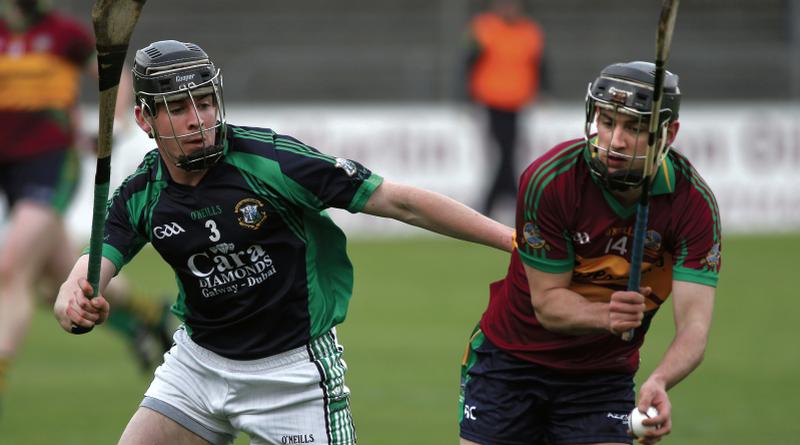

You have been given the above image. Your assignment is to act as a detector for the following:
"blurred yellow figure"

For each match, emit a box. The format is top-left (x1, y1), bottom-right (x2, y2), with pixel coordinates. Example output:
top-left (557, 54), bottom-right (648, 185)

top-left (0, 0), bottom-right (173, 410)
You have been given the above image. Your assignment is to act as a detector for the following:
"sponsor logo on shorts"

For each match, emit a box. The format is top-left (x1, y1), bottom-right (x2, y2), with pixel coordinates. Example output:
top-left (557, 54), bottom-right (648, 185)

top-left (153, 222), bottom-right (186, 239)
top-left (608, 411), bottom-right (631, 428)
top-left (281, 434), bottom-right (315, 444)
top-left (607, 412), bottom-right (628, 421)
top-left (463, 404), bottom-right (477, 420)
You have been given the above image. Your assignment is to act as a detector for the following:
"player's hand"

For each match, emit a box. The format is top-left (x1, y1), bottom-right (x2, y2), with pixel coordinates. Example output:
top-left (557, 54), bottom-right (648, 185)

top-left (607, 287), bottom-right (650, 335)
top-left (54, 277), bottom-right (110, 332)
top-left (632, 378), bottom-right (672, 444)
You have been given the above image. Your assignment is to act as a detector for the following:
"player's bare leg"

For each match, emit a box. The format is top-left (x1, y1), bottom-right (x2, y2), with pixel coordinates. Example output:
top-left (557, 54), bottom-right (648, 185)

top-left (118, 407), bottom-right (213, 445)
top-left (40, 217), bottom-right (77, 301)
top-left (0, 201), bottom-right (61, 392)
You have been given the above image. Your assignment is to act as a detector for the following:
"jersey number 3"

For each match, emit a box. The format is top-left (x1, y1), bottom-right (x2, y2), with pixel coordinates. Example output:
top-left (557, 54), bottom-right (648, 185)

top-left (205, 220), bottom-right (221, 241)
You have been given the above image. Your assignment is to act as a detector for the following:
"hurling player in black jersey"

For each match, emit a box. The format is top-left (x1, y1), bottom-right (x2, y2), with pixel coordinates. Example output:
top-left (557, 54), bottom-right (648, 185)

top-left (53, 40), bottom-right (513, 445)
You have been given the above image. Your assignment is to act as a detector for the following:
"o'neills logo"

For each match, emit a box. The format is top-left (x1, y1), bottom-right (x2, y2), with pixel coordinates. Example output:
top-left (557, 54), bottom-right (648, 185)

top-left (281, 434), bottom-right (315, 444)
top-left (235, 198), bottom-right (267, 229)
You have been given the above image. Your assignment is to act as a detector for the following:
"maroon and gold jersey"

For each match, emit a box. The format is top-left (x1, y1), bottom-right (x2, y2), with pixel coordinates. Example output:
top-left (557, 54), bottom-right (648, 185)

top-left (0, 12), bottom-right (94, 161)
top-left (480, 138), bottom-right (721, 374)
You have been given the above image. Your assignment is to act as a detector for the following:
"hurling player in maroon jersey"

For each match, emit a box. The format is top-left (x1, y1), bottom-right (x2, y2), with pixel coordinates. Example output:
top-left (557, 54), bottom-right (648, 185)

top-left (0, 0), bottom-right (174, 408)
top-left (459, 61), bottom-right (720, 445)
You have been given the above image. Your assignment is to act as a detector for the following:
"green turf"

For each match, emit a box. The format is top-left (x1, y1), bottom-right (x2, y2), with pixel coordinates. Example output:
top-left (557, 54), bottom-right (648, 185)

top-left (0, 234), bottom-right (797, 444)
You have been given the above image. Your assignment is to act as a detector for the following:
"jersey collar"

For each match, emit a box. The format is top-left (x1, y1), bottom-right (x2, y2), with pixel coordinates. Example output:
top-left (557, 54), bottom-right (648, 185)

top-left (649, 153), bottom-right (675, 196)
top-left (582, 144), bottom-right (676, 219)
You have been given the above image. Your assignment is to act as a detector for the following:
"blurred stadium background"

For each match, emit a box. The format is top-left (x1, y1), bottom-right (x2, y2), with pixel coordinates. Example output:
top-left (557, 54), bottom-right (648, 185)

top-left (1, 0), bottom-right (798, 444)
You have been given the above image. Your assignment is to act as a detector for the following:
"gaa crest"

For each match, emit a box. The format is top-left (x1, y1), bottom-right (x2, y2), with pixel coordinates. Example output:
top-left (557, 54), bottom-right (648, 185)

top-left (523, 222), bottom-right (547, 250)
top-left (235, 198), bottom-right (267, 230)
top-left (702, 243), bottom-right (721, 268)
top-left (644, 230), bottom-right (662, 251)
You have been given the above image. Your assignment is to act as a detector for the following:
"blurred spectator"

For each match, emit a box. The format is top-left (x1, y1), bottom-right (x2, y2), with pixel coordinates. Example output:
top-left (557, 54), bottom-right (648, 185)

top-left (466, 0), bottom-right (545, 219)
top-left (0, 0), bottom-right (172, 410)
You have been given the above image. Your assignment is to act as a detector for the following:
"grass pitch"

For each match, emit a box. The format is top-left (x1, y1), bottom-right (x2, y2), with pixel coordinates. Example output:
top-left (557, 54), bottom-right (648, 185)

top-left (0, 234), bottom-right (797, 444)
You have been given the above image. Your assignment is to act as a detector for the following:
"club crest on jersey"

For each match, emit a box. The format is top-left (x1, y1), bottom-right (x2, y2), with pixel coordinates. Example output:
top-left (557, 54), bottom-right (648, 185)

top-left (644, 230), bottom-right (662, 251)
top-left (702, 242), bottom-right (721, 269)
top-left (335, 157), bottom-right (358, 177)
top-left (523, 222), bottom-right (547, 250)
top-left (235, 198), bottom-right (267, 230)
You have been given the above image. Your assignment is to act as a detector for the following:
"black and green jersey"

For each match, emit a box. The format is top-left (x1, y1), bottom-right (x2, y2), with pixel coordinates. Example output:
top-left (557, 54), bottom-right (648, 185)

top-left (100, 124), bottom-right (383, 359)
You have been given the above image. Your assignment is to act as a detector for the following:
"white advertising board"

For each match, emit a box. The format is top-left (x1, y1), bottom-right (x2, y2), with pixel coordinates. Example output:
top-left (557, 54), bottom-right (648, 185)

top-left (3, 102), bottom-right (793, 242)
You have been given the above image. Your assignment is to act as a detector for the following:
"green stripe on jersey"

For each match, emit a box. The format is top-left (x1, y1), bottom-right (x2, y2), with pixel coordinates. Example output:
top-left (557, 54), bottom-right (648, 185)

top-left (517, 249), bottom-right (575, 273)
top-left (97, 243), bottom-right (125, 272)
top-left (672, 154), bottom-right (721, 243)
top-left (349, 173), bottom-right (383, 213)
top-left (517, 142), bottom-right (582, 272)
top-left (674, 266), bottom-right (718, 287)
top-left (231, 127), bottom-right (336, 164)
top-left (523, 141), bottom-right (584, 223)
top-left (225, 150), bottom-right (356, 341)
top-left (238, 169), bottom-right (306, 241)
top-left (173, 275), bottom-right (190, 332)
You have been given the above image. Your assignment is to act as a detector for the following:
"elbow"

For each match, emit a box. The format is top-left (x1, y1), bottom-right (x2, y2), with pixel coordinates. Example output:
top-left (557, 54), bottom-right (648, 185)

top-left (531, 295), bottom-right (564, 331)
top-left (533, 310), bottom-right (559, 331)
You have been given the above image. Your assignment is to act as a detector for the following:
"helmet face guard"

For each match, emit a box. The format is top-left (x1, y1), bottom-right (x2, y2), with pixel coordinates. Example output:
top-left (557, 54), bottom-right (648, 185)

top-left (133, 40), bottom-right (227, 172)
top-left (584, 61), bottom-right (680, 191)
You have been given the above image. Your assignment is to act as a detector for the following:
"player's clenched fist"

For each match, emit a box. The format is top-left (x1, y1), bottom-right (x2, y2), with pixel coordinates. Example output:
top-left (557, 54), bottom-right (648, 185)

top-left (607, 287), bottom-right (651, 336)
top-left (54, 277), bottom-right (110, 332)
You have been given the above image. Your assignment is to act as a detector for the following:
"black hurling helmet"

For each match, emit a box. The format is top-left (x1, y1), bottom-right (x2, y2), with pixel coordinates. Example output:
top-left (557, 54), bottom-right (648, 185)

top-left (584, 61), bottom-right (680, 191)
top-left (132, 40), bottom-right (226, 171)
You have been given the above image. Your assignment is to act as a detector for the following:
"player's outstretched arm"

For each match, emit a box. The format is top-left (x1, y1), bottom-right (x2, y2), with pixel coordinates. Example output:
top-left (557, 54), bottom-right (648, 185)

top-left (361, 180), bottom-right (514, 252)
top-left (53, 254), bottom-right (117, 332)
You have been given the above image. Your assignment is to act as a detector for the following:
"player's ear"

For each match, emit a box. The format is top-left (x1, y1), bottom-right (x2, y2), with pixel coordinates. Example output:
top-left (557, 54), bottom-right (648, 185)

top-left (666, 120), bottom-right (680, 146)
top-left (134, 105), bottom-right (155, 138)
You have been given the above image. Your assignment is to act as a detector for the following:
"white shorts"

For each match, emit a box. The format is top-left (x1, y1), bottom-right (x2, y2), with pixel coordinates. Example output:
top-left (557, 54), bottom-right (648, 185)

top-left (142, 327), bottom-right (355, 445)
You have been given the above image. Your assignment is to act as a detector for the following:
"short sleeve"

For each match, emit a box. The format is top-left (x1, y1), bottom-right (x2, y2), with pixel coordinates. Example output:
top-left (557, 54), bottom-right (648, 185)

top-left (670, 176), bottom-right (722, 287)
top-left (516, 163), bottom-right (574, 273)
top-left (273, 135), bottom-right (383, 213)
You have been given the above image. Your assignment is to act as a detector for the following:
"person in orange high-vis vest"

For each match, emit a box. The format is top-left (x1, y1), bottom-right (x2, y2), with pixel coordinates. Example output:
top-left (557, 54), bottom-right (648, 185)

top-left (467, 0), bottom-right (545, 218)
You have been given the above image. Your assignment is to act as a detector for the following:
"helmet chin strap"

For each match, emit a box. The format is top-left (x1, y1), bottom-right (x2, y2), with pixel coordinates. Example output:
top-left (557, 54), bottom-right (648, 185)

top-left (589, 156), bottom-right (644, 192)
top-left (150, 122), bottom-right (224, 172)
top-left (174, 145), bottom-right (224, 172)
